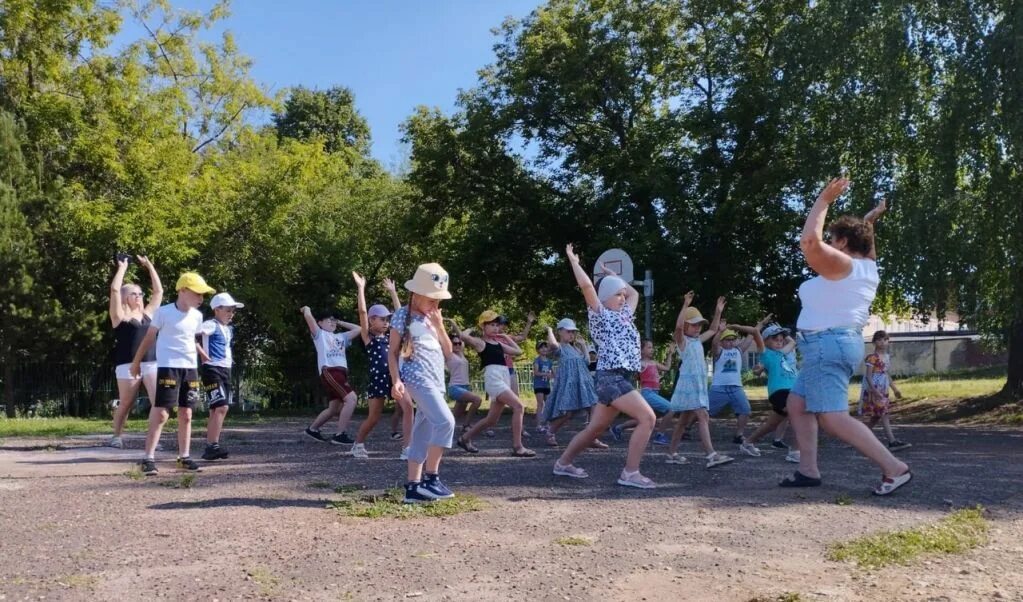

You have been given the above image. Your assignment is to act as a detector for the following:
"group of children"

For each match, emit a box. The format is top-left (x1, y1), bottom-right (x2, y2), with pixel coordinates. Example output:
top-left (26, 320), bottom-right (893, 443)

top-left (113, 256), bottom-right (911, 499)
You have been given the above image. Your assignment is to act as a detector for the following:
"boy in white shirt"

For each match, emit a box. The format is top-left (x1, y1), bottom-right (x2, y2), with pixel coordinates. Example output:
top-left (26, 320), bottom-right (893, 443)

top-left (198, 292), bottom-right (244, 461)
top-left (131, 272), bottom-right (216, 476)
top-left (300, 306), bottom-right (362, 445)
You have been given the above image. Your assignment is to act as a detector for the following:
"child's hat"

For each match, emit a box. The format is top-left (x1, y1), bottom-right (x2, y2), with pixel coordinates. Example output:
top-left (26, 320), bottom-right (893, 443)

top-left (720, 329), bottom-right (740, 340)
top-left (597, 275), bottom-right (627, 303)
top-left (683, 307), bottom-right (708, 326)
top-left (556, 318), bottom-right (578, 331)
top-left (210, 292), bottom-right (244, 309)
top-left (477, 310), bottom-right (509, 327)
top-left (762, 323), bottom-right (789, 338)
top-left (176, 272), bottom-right (215, 295)
top-left (403, 263), bottom-right (452, 300)
top-left (368, 304), bottom-right (391, 318)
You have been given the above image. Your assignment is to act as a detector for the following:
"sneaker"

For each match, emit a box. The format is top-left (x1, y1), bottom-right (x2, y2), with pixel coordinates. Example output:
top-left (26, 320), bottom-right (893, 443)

top-left (330, 432), bottom-right (354, 445)
top-left (201, 444), bottom-right (229, 461)
top-left (484, 429), bottom-right (495, 438)
top-left (665, 453), bottom-right (688, 465)
top-left (732, 435), bottom-right (744, 445)
top-left (399, 447), bottom-right (410, 460)
top-left (108, 436), bottom-right (124, 449)
top-left (888, 440), bottom-right (913, 452)
top-left (305, 428), bottom-right (328, 442)
top-left (739, 442), bottom-right (761, 457)
top-left (390, 431), bottom-right (403, 441)
top-left (350, 443), bottom-right (369, 459)
top-left (176, 457), bottom-right (202, 472)
top-left (785, 450), bottom-right (801, 463)
top-left (140, 459), bottom-right (158, 476)
top-left (403, 481), bottom-right (439, 504)
top-left (421, 474), bottom-right (454, 499)
top-left (771, 439), bottom-right (788, 450)
top-left (652, 432), bottom-right (670, 445)
top-left (609, 424), bottom-right (624, 442)
top-left (706, 452), bottom-right (735, 468)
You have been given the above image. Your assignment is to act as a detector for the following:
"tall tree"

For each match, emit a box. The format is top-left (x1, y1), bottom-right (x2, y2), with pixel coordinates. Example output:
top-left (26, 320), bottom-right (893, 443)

top-left (273, 86), bottom-right (372, 157)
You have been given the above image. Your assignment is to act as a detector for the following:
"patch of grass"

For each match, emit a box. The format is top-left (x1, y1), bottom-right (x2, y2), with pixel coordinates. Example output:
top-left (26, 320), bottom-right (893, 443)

top-left (58, 574), bottom-right (98, 589)
top-left (834, 493), bottom-right (854, 506)
top-left (159, 474), bottom-right (197, 489)
top-left (307, 481), bottom-right (332, 489)
top-left (747, 594), bottom-right (802, 602)
top-left (828, 507), bottom-right (989, 569)
top-left (124, 467), bottom-right (144, 481)
top-left (330, 487), bottom-right (487, 519)
top-left (334, 484), bottom-right (365, 494)
top-left (554, 535), bottom-right (593, 546)
top-left (0, 413), bottom-right (273, 438)
top-left (246, 567), bottom-right (278, 596)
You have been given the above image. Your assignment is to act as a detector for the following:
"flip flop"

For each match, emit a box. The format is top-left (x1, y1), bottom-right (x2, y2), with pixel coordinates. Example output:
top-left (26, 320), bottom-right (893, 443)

top-left (456, 438), bottom-right (479, 454)
top-left (873, 470), bottom-right (912, 496)
top-left (511, 447), bottom-right (536, 458)
top-left (588, 439), bottom-right (609, 449)
top-left (779, 470), bottom-right (822, 488)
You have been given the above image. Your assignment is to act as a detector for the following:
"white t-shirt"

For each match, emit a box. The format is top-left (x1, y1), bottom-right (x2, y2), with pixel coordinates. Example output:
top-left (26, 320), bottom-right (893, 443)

top-left (198, 319), bottom-right (233, 368)
top-left (313, 328), bottom-right (353, 372)
top-left (797, 258), bottom-right (879, 331)
top-left (711, 348), bottom-right (743, 388)
top-left (150, 302), bottom-right (204, 368)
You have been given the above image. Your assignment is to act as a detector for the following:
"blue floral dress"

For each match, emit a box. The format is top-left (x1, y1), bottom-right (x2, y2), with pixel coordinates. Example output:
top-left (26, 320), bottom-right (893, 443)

top-left (541, 344), bottom-right (597, 421)
top-left (670, 336), bottom-right (709, 411)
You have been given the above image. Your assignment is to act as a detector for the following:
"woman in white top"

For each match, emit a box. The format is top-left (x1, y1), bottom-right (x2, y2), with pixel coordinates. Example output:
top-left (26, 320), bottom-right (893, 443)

top-left (782, 177), bottom-right (911, 496)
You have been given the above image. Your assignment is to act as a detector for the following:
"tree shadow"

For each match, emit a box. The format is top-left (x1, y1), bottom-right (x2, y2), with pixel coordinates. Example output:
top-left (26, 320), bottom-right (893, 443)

top-left (148, 497), bottom-right (329, 510)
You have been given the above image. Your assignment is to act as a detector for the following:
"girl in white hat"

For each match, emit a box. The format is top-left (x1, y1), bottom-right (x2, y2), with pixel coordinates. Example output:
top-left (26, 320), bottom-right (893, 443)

top-left (539, 319), bottom-right (600, 447)
top-left (552, 244), bottom-right (656, 488)
top-left (388, 263), bottom-right (458, 503)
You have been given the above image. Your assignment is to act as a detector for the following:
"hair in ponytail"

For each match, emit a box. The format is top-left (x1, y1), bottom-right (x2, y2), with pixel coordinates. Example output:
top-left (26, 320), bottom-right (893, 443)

top-left (400, 293), bottom-right (415, 359)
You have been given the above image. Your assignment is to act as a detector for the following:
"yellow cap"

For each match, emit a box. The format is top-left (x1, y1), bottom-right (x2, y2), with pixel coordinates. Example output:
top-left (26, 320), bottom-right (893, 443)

top-left (683, 307), bottom-right (708, 326)
top-left (720, 329), bottom-right (739, 340)
top-left (175, 272), bottom-right (215, 295)
top-left (477, 310), bottom-right (508, 327)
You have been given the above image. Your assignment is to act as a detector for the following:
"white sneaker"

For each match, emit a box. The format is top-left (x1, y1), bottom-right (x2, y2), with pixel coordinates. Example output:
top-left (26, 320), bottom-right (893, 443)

top-left (785, 450), bottom-right (801, 463)
top-left (350, 443), bottom-right (369, 459)
top-left (108, 436), bottom-right (124, 449)
top-left (399, 447), bottom-right (410, 460)
top-left (706, 452), bottom-right (735, 468)
top-left (665, 453), bottom-right (688, 464)
top-left (739, 442), bottom-right (761, 457)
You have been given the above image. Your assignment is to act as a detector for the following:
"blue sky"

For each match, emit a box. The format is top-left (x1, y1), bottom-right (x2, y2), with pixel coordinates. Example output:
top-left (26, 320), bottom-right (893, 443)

top-left (117, 1), bottom-right (542, 168)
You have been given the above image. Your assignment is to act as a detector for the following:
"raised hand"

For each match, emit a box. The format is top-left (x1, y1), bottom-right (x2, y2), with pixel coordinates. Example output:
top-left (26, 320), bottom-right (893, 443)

top-left (352, 271), bottom-right (366, 289)
top-left (816, 177), bottom-right (851, 205)
top-left (865, 198), bottom-right (888, 224)
top-left (683, 291), bottom-right (695, 306)
top-left (382, 278), bottom-right (396, 293)
top-left (136, 255), bottom-right (152, 269)
top-left (598, 263), bottom-right (616, 276)
top-left (526, 311), bottom-right (536, 322)
top-left (300, 306), bottom-right (311, 315)
top-left (565, 244), bottom-right (580, 265)
top-left (757, 313), bottom-right (774, 328)
top-left (715, 296), bottom-right (727, 313)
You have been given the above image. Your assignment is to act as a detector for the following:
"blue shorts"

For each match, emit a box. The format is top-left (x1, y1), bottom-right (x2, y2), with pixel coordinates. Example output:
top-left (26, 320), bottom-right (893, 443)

top-left (447, 385), bottom-right (473, 401)
top-left (708, 385), bottom-right (751, 417)
top-left (790, 328), bottom-right (863, 414)
top-left (640, 388), bottom-right (671, 416)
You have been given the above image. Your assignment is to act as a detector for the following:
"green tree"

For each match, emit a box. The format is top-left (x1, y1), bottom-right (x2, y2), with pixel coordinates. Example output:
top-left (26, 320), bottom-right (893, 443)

top-left (273, 86), bottom-right (372, 156)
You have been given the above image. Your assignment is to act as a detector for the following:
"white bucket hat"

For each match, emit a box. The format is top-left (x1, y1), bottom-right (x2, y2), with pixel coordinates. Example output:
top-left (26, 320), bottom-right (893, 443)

top-left (403, 263), bottom-right (452, 300)
top-left (556, 318), bottom-right (578, 331)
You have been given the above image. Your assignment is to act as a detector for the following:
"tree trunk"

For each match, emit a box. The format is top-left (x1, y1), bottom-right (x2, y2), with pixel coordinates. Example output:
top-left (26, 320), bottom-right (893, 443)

top-left (1003, 319), bottom-right (1023, 400)
top-left (3, 362), bottom-right (14, 418)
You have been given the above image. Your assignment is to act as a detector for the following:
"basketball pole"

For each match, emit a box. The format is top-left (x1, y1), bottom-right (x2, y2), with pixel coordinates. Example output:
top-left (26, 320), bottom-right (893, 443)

top-left (632, 269), bottom-right (653, 341)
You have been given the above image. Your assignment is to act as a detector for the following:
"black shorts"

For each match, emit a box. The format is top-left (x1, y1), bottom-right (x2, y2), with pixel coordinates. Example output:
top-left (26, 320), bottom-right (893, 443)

top-left (155, 367), bottom-right (201, 409)
top-left (533, 387), bottom-right (551, 395)
top-left (769, 389), bottom-right (791, 417)
top-left (202, 365), bottom-right (233, 409)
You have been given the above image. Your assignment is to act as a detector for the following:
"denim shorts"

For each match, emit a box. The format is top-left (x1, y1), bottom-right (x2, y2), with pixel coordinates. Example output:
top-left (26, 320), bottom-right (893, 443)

top-left (594, 369), bottom-right (636, 405)
top-left (708, 385), bottom-right (751, 417)
top-left (640, 388), bottom-right (671, 416)
top-left (790, 328), bottom-right (863, 414)
top-left (447, 385), bottom-right (472, 401)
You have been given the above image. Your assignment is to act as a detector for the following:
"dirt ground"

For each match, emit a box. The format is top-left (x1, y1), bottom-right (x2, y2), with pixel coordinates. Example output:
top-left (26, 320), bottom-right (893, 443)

top-left (1, 416), bottom-right (1021, 602)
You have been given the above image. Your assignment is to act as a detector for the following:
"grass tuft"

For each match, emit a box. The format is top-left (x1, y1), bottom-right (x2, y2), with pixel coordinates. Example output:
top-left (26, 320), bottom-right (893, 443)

top-left (747, 594), bottom-right (802, 602)
top-left (834, 493), bottom-right (854, 506)
top-left (554, 536), bottom-right (593, 546)
top-left (307, 481), bottom-right (332, 489)
top-left (159, 474), bottom-right (197, 489)
top-left (330, 487), bottom-right (487, 519)
top-left (124, 467), bottom-right (144, 481)
top-left (334, 484), bottom-right (366, 494)
top-left (828, 507), bottom-right (988, 569)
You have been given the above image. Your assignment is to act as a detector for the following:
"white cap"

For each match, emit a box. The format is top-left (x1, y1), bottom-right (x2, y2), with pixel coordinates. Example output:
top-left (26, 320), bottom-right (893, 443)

top-left (556, 318), bottom-right (578, 331)
top-left (210, 292), bottom-right (245, 309)
top-left (597, 275), bottom-right (627, 303)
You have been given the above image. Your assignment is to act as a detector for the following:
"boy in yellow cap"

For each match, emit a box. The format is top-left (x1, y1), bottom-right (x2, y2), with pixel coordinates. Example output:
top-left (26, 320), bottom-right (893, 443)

top-left (130, 272), bottom-right (215, 476)
top-left (708, 316), bottom-right (768, 455)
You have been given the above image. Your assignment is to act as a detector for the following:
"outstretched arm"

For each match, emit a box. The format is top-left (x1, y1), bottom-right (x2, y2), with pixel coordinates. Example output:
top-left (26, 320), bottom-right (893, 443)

top-left (511, 312), bottom-right (536, 343)
top-left (353, 272), bottom-right (371, 346)
top-left (383, 278), bottom-right (402, 311)
top-left (336, 320), bottom-right (362, 342)
top-left (109, 258), bottom-right (129, 327)
top-left (781, 335), bottom-right (797, 354)
top-left (139, 256), bottom-right (163, 316)
top-left (801, 177), bottom-right (855, 279)
top-left (497, 334), bottom-right (523, 357)
top-left (300, 306), bottom-right (320, 337)
top-left (862, 198), bottom-right (887, 261)
top-left (566, 244), bottom-right (601, 312)
top-left (545, 326), bottom-right (560, 350)
top-left (734, 323), bottom-right (766, 353)
top-left (710, 320), bottom-right (726, 359)
top-left (672, 291), bottom-right (695, 352)
top-left (700, 296), bottom-right (726, 343)
top-left (458, 328), bottom-right (486, 353)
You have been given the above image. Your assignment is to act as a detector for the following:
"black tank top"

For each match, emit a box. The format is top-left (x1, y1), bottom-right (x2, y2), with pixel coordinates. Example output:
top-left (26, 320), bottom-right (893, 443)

top-left (479, 341), bottom-right (506, 369)
top-left (113, 314), bottom-right (155, 365)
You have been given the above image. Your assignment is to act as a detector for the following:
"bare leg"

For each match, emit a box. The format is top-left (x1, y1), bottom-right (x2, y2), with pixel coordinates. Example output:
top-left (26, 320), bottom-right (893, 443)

top-left (112, 378), bottom-right (142, 437)
top-left (787, 394), bottom-right (821, 478)
top-left (391, 403), bottom-right (403, 434)
top-left (144, 406), bottom-right (170, 457)
top-left (460, 400), bottom-right (505, 443)
top-left (206, 405), bottom-right (228, 444)
top-left (399, 393), bottom-right (414, 443)
top-left (735, 414), bottom-right (749, 439)
top-left (745, 413), bottom-right (786, 445)
top-left (355, 398), bottom-right (385, 444)
top-left (611, 392), bottom-right (656, 472)
top-left (496, 390), bottom-right (528, 450)
top-left (177, 407), bottom-right (193, 458)
top-left (557, 404), bottom-right (618, 467)
top-left (773, 418), bottom-right (788, 443)
top-left (407, 445), bottom-right (446, 483)
top-left (335, 392), bottom-right (357, 433)
top-left (310, 399), bottom-right (342, 430)
top-left (879, 415), bottom-right (896, 443)
top-left (818, 412), bottom-right (908, 478)
top-left (535, 392), bottom-right (546, 428)
top-left (694, 410), bottom-right (715, 454)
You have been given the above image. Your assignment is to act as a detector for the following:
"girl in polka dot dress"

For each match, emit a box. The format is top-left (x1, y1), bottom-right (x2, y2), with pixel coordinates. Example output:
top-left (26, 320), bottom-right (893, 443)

top-left (350, 272), bottom-right (413, 459)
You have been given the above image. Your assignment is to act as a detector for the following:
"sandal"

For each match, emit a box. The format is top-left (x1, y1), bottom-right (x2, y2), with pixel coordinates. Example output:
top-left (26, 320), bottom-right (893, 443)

top-left (588, 438), bottom-right (609, 449)
top-left (545, 433), bottom-right (558, 447)
top-left (873, 470), bottom-right (912, 496)
top-left (512, 447), bottom-right (536, 458)
top-left (456, 437), bottom-right (479, 454)
top-left (779, 471), bottom-right (822, 488)
top-left (617, 470), bottom-right (656, 489)
top-left (552, 462), bottom-right (588, 478)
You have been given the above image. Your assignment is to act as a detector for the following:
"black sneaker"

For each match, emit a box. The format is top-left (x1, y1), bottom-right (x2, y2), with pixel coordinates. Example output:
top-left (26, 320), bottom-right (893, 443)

top-left (330, 432), bottom-right (354, 445)
top-left (390, 431), bottom-right (403, 441)
top-left (421, 474), bottom-right (454, 499)
top-left (771, 439), bottom-right (788, 450)
top-left (888, 440), bottom-right (913, 451)
top-left (732, 435), bottom-right (744, 445)
top-left (402, 481), bottom-right (439, 504)
top-left (305, 428), bottom-right (328, 442)
top-left (140, 459), bottom-right (158, 476)
top-left (176, 457), bottom-right (202, 472)
top-left (201, 444), bottom-right (229, 461)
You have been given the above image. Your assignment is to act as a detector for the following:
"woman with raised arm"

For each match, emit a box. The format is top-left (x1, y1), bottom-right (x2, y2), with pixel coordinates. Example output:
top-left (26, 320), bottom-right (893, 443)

top-left (108, 255), bottom-right (164, 449)
top-left (781, 177), bottom-right (911, 495)
top-left (552, 244), bottom-right (657, 488)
